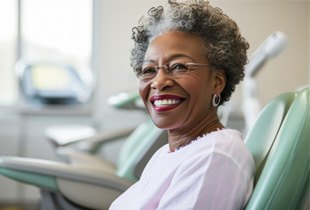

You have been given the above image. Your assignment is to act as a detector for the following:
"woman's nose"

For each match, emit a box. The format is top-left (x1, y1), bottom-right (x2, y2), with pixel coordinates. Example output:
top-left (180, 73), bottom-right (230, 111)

top-left (150, 69), bottom-right (174, 91)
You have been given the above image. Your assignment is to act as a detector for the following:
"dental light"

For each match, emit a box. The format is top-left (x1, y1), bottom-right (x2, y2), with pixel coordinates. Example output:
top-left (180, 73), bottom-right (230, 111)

top-left (243, 31), bottom-right (288, 134)
top-left (245, 31), bottom-right (288, 78)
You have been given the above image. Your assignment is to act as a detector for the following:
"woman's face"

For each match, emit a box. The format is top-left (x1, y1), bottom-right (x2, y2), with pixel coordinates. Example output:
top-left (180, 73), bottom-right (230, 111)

top-left (139, 31), bottom-right (225, 132)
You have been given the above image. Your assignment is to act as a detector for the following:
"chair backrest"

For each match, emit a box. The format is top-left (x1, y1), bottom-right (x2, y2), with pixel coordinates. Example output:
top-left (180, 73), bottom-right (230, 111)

top-left (116, 118), bottom-right (167, 182)
top-left (245, 87), bottom-right (310, 210)
top-left (245, 91), bottom-right (296, 180)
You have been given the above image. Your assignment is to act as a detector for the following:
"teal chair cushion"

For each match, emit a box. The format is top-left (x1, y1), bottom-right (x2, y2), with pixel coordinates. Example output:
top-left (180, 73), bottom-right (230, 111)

top-left (245, 91), bottom-right (296, 181)
top-left (245, 87), bottom-right (309, 210)
top-left (116, 118), bottom-right (165, 181)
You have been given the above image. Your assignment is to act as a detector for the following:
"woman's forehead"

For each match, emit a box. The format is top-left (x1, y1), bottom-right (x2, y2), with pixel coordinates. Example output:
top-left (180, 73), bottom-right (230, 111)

top-left (145, 31), bottom-right (206, 61)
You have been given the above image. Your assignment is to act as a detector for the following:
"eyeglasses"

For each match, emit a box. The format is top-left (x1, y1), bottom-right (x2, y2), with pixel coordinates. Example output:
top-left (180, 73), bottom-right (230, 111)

top-left (137, 62), bottom-right (210, 81)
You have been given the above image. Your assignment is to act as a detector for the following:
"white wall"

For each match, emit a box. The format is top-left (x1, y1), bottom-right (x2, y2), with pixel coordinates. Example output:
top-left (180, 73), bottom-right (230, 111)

top-left (212, 0), bottom-right (309, 106)
top-left (93, 0), bottom-right (309, 130)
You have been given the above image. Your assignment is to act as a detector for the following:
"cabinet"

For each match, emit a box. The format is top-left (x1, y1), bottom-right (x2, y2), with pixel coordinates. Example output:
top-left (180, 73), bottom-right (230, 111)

top-left (0, 112), bottom-right (20, 203)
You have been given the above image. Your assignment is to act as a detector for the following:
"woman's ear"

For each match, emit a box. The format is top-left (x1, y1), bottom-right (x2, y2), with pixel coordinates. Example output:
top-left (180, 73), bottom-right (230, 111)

top-left (213, 70), bottom-right (226, 94)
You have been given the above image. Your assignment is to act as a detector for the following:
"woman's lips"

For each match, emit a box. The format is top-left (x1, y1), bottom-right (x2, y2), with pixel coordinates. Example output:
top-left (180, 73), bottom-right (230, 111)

top-left (150, 95), bottom-right (185, 112)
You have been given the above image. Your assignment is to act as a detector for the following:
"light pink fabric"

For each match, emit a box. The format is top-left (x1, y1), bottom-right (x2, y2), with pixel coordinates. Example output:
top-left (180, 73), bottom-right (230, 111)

top-left (110, 129), bottom-right (255, 210)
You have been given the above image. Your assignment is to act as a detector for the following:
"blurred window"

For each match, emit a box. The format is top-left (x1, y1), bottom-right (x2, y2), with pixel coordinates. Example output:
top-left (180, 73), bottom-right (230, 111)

top-left (0, 0), bottom-right (17, 104)
top-left (0, 0), bottom-right (93, 105)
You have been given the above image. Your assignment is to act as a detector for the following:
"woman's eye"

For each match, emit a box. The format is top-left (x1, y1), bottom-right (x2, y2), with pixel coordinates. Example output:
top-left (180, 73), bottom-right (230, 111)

top-left (170, 63), bottom-right (188, 72)
top-left (142, 67), bottom-right (156, 74)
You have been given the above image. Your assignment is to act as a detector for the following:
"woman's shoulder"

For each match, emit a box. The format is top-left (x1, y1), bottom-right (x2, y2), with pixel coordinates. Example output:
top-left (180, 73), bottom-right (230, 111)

top-left (171, 129), bottom-right (252, 168)
top-left (204, 128), bottom-right (245, 151)
top-left (186, 128), bottom-right (244, 152)
top-left (210, 128), bottom-right (243, 141)
top-left (146, 128), bottom-right (254, 172)
top-left (188, 128), bottom-right (255, 175)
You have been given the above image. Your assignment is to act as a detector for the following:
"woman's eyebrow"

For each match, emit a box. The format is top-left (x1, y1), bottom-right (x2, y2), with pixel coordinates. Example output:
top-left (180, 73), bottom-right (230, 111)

top-left (143, 54), bottom-right (194, 64)
top-left (168, 54), bottom-right (194, 61)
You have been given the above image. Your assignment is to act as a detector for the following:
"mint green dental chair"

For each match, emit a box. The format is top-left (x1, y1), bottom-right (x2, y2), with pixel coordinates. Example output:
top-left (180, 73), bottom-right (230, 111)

top-left (245, 87), bottom-right (309, 210)
top-left (48, 91), bottom-right (167, 182)
top-left (0, 118), bottom-right (167, 210)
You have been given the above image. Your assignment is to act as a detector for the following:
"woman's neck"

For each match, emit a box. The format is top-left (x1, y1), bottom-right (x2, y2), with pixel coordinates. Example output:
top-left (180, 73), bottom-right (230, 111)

top-left (167, 108), bottom-right (224, 152)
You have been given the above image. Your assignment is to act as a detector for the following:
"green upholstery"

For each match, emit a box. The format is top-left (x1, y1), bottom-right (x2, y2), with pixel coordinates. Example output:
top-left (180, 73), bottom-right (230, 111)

top-left (116, 118), bottom-right (166, 181)
top-left (245, 87), bottom-right (310, 210)
top-left (0, 109), bottom-right (167, 209)
top-left (245, 91), bottom-right (296, 181)
top-left (117, 118), bottom-right (154, 169)
top-left (0, 168), bottom-right (58, 191)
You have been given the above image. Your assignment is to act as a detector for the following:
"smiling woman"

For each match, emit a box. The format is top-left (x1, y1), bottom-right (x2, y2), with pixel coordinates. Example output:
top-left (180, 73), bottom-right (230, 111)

top-left (109, 0), bottom-right (255, 210)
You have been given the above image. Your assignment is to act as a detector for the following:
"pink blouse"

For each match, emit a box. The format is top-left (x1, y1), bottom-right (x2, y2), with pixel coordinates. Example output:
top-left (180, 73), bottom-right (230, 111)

top-left (110, 129), bottom-right (255, 210)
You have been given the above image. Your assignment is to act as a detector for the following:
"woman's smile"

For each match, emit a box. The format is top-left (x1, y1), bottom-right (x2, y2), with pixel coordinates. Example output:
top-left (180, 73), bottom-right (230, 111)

top-left (150, 94), bottom-right (185, 112)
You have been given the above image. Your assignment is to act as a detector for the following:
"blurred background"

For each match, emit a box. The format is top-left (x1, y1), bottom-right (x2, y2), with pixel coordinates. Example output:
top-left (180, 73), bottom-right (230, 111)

top-left (0, 0), bottom-right (309, 209)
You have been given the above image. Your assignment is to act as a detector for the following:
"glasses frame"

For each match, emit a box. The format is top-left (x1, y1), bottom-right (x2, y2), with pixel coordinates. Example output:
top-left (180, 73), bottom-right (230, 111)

top-left (137, 62), bottom-right (210, 81)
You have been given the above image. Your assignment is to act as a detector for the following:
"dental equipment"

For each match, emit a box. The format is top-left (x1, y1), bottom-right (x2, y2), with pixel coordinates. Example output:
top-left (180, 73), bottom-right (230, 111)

top-left (242, 31), bottom-right (288, 133)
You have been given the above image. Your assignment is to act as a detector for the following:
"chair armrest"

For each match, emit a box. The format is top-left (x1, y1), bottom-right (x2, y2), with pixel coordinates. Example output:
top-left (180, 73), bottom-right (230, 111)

top-left (45, 125), bottom-right (96, 147)
top-left (47, 126), bottom-right (135, 151)
top-left (79, 127), bottom-right (135, 154)
top-left (56, 147), bottom-right (116, 174)
top-left (0, 156), bottom-right (133, 191)
top-left (0, 156), bottom-right (133, 209)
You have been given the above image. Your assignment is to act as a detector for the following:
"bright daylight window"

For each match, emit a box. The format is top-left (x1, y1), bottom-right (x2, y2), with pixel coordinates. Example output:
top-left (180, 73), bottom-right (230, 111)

top-left (0, 0), bottom-right (93, 105)
top-left (0, 0), bottom-right (17, 105)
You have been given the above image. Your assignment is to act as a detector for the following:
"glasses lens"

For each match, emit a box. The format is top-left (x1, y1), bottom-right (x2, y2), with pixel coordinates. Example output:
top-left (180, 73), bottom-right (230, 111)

top-left (139, 66), bottom-right (157, 80)
top-left (169, 63), bottom-right (190, 75)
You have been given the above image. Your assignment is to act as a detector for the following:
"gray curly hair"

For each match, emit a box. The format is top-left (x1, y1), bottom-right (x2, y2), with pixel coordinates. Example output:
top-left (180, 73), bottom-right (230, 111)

top-left (130, 0), bottom-right (249, 105)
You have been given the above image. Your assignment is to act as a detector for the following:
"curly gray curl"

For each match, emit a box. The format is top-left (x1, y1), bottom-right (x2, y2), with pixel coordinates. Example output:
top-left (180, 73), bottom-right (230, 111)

top-left (130, 0), bottom-right (249, 105)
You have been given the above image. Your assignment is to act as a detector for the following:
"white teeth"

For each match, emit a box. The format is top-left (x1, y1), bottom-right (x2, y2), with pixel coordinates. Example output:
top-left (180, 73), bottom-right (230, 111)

top-left (154, 99), bottom-right (181, 107)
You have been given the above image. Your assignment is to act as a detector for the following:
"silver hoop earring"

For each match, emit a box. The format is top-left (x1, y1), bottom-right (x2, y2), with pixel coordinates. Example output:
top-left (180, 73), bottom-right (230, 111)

top-left (212, 94), bottom-right (221, 107)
